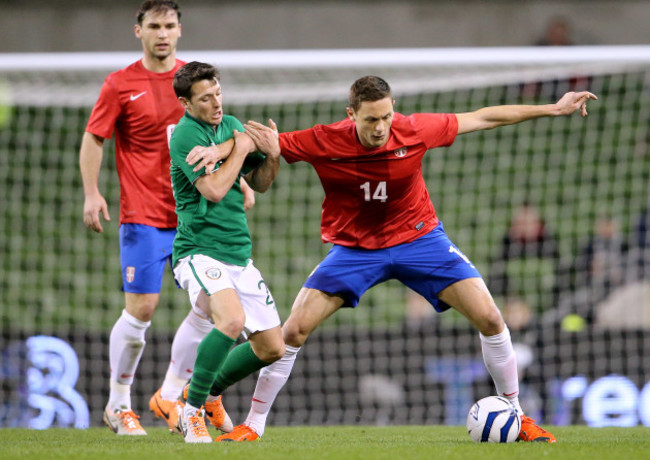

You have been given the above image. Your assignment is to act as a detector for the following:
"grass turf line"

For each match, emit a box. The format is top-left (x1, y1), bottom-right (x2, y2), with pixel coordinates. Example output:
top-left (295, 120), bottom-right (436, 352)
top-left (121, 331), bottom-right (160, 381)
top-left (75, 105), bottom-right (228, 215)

top-left (1, 426), bottom-right (649, 460)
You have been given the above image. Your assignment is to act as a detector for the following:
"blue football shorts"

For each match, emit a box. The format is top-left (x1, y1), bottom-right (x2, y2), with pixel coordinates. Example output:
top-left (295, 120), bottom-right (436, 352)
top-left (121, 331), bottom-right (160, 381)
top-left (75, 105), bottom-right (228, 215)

top-left (304, 222), bottom-right (482, 312)
top-left (119, 223), bottom-right (176, 294)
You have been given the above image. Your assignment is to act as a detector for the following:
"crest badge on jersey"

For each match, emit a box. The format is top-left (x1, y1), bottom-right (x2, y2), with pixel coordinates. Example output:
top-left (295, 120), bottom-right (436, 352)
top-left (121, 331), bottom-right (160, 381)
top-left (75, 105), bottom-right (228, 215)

top-left (394, 147), bottom-right (407, 157)
top-left (126, 266), bottom-right (135, 283)
top-left (206, 268), bottom-right (222, 280)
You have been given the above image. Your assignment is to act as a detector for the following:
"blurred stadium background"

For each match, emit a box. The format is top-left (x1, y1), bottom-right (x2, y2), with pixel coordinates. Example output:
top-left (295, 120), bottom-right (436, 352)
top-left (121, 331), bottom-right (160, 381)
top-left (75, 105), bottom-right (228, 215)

top-left (1, 0), bottom-right (650, 431)
top-left (1, 45), bottom-right (649, 429)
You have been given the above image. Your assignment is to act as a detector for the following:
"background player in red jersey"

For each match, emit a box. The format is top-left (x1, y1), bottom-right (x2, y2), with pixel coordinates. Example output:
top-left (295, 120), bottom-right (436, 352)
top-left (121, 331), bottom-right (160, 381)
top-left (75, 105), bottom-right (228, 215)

top-left (190, 75), bottom-right (596, 443)
top-left (79, 1), bottom-right (251, 435)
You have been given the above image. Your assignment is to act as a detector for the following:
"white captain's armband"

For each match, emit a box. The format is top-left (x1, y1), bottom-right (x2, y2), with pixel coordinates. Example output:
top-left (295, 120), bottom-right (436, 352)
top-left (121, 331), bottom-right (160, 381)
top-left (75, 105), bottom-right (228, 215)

top-left (166, 124), bottom-right (176, 147)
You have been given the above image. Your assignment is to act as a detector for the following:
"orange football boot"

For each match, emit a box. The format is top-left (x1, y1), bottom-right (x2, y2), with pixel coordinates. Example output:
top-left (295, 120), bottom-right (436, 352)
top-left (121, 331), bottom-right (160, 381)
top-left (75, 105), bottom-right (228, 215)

top-left (518, 415), bottom-right (558, 443)
top-left (149, 388), bottom-right (184, 433)
top-left (214, 424), bottom-right (259, 442)
top-left (181, 384), bottom-right (233, 432)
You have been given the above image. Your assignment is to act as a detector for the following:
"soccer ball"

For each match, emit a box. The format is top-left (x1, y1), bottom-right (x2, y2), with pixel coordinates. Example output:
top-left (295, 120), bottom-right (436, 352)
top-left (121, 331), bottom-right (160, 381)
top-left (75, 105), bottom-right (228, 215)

top-left (466, 396), bottom-right (521, 443)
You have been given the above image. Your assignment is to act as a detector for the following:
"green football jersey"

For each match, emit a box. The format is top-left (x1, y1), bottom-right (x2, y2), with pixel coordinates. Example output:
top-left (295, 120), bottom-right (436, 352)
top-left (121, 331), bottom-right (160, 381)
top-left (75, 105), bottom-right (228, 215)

top-left (169, 112), bottom-right (264, 267)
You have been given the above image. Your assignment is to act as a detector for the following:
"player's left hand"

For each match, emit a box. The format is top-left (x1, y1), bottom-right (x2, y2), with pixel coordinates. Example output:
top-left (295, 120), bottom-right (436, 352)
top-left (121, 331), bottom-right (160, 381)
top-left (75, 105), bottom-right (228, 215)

top-left (555, 91), bottom-right (598, 117)
top-left (186, 144), bottom-right (228, 173)
top-left (241, 178), bottom-right (256, 210)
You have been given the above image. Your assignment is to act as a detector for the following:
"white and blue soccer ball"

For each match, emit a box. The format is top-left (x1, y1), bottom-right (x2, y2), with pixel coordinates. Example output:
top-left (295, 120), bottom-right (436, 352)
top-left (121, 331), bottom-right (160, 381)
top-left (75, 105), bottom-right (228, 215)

top-left (466, 396), bottom-right (521, 443)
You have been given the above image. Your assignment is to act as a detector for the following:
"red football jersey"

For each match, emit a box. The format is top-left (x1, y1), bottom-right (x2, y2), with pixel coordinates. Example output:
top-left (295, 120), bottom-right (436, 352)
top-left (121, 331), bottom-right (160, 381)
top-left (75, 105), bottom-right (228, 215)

top-left (279, 112), bottom-right (458, 249)
top-left (86, 59), bottom-right (185, 228)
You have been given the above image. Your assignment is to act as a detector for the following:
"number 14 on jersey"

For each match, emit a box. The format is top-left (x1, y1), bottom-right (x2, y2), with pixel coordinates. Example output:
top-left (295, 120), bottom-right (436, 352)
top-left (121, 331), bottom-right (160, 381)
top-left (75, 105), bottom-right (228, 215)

top-left (360, 181), bottom-right (387, 202)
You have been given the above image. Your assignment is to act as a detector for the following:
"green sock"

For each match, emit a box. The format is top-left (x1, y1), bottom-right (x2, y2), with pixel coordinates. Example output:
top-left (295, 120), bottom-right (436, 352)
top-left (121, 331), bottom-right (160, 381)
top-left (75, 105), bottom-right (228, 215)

top-left (187, 328), bottom-right (235, 408)
top-left (209, 341), bottom-right (270, 396)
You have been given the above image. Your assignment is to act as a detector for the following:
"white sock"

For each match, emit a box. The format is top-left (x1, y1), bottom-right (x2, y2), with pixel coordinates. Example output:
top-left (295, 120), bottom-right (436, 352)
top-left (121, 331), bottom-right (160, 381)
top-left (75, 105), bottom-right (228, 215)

top-left (160, 369), bottom-right (190, 401)
top-left (108, 381), bottom-right (131, 412)
top-left (108, 309), bottom-right (150, 409)
top-left (160, 312), bottom-right (212, 400)
top-left (244, 345), bottom-right (300, 437)
top-left (479, 326), bottom-right (523, 414)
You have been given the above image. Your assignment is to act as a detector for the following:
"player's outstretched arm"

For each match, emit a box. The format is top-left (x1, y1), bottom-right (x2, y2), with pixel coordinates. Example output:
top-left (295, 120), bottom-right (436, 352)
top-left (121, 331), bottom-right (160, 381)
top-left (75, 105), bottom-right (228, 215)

top-left (456, 91), bottom-right (597, 135)
top-left (79, 131), bottom-right (110, 233)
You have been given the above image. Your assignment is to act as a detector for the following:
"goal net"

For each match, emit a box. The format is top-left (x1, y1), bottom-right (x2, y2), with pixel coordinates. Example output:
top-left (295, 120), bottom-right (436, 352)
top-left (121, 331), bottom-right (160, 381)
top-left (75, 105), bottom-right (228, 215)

top-left (1, 46), bottom-right (649, 429)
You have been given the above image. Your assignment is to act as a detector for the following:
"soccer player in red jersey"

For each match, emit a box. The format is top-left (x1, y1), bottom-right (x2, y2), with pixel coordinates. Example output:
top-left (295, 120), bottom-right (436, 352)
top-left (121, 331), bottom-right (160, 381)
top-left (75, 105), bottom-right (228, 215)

top-left (191, 76), bottom-right (596, 443)
top-left (79, 1), bottom-right (247, 435)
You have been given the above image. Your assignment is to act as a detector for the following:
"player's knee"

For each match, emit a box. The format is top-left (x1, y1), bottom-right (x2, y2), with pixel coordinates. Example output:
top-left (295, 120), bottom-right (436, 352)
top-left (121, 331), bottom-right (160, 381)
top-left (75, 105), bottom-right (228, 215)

top-left (477, 307), bottom-right (505, 336)
top-left (125, 302), bottom-right (157, 322)
top-left (137, 308), bottom-right (156, 322)
top-left (216, 316), bottom-right (245, 338)
top-left (257, 343), bottom-right (286, 363)
top-left (282, 322), bottom-right (308, 348)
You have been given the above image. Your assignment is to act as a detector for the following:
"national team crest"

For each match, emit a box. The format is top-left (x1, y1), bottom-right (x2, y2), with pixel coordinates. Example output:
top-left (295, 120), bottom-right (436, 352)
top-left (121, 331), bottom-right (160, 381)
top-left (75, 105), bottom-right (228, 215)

top-left (206, 268), bottom-right (222, 280)
top-left (394, 147), bottom-right (407, 157)
top-left (126, 266), bottom-right (135, 283)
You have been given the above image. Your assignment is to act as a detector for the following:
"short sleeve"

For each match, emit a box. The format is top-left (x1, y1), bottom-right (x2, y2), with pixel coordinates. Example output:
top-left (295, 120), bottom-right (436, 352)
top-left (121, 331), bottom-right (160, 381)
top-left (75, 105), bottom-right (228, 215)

top-left (86, 75), bottom-right (121, 140)
top-left (409, 113), bottom-right (458, 149)
top-left (170, 123), bottom-right (211, 184)
top-left (279, 129), bottom-right (316, 164)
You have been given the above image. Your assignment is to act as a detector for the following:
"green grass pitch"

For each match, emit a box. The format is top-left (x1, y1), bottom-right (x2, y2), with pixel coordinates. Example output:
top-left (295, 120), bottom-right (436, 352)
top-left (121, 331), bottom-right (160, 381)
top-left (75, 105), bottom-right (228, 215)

top-left (1, 426), bottom-right (648, 460)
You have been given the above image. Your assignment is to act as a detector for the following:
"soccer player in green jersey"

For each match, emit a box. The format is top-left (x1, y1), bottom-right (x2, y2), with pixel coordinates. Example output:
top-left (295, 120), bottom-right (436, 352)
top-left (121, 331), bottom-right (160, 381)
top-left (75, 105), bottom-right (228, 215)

top-left (169, 61), bottom-right (284, 443)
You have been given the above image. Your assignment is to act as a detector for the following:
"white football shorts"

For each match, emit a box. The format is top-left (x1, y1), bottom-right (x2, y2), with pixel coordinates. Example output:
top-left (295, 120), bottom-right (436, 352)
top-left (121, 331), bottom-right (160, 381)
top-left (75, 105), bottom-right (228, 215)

top-left (174, 254), bottom-right (281, 335)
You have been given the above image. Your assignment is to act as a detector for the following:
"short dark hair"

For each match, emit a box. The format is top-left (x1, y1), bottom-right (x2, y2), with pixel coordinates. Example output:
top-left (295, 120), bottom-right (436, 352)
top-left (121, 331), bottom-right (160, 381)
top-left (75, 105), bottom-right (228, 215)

top-left (348, 76), bottom-right (392, 112)
top-left (136, 0), bottom-right (181, 25)
top-left (173, 61), bottom-right (221, 99)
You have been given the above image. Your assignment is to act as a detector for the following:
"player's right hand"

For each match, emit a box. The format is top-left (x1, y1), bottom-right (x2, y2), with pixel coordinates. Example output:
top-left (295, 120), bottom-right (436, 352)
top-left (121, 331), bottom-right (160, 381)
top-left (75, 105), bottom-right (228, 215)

top-left (244, 119), bottom-right (280, 158)
top-left (83, 193), bottom-right (110, 233)
top-left (555, 91), bottom-right (598, 117)
top-left (187, 144), bottom-right (229, 173)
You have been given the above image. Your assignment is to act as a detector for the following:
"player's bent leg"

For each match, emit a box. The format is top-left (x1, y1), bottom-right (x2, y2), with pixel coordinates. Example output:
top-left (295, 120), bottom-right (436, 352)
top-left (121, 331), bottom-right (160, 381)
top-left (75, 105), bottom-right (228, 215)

top-left (201, 328), bottom-right (284, 434)
top-left (438, 278), bottom-right (504, 335)
top-left (242, 344), bottom-right (301, 438)
top-left (438, 278), bottom-right (557, 441)
top-left (218, 290), bottom-right (343, 442)
top-left (282, 287), bottom-right (344, 347)
top-left (150, 313), bottom-right (212, 432)
top-left (181, 290), bottom-right (244, 434)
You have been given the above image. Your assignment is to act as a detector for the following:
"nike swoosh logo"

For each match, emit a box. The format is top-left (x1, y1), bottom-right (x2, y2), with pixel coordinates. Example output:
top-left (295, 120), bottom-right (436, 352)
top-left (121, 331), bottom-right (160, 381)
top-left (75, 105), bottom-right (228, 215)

top-left (252, 398), bottom-right (267, 403)
top-left (503, 391), bottom-right (518, 397)
top-left (103, 413), bottom-right (119, 433)
top-left (130, 91), bottom-right (147, 101)
top-left (155, 398), bottom-right (170, 419)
